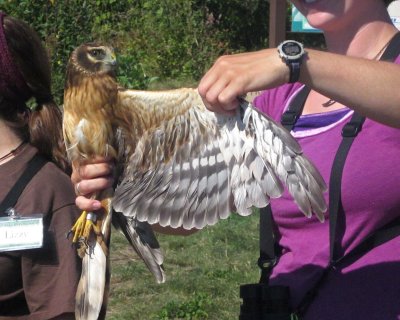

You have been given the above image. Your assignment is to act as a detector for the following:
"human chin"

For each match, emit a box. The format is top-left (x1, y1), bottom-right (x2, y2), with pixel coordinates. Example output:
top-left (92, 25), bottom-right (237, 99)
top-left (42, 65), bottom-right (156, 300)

top-left (305, 11), bottom-right (338, 31)
top-left (292, 0), bottom-right (337, 29)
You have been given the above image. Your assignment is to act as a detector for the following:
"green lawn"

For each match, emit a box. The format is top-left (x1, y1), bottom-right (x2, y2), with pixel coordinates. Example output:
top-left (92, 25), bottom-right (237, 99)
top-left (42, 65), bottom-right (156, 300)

top-left (106, 211), bottom-right (261, 320)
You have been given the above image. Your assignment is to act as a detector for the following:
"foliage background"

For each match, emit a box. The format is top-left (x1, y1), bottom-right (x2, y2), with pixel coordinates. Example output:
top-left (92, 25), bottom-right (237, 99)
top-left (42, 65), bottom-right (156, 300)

top-left (0, 0), bottom-right (272, 103)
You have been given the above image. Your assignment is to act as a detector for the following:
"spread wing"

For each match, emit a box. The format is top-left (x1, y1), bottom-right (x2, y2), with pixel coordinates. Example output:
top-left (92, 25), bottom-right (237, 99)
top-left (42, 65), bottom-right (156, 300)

top-left (112, 88), bottom-right (327, 230)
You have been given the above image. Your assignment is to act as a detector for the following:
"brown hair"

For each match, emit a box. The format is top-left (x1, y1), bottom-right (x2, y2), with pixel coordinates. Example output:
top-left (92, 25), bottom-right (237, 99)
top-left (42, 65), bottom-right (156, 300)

top-left (0, 15), bottom-right (70, 173)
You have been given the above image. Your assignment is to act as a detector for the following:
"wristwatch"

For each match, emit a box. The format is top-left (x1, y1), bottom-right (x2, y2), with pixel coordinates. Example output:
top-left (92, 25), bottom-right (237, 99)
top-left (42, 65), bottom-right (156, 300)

top-left (277, 40), bottom-right (305, 83)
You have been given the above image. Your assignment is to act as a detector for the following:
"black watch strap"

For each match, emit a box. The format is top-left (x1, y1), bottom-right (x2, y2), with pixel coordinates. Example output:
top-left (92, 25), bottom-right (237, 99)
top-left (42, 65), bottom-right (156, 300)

top-left (289, 60), bottom-right (301, 83)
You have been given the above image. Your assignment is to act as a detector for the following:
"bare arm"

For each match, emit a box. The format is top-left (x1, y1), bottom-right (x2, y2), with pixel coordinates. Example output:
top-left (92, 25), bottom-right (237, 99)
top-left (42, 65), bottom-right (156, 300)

top-left (302, 49), bottom-right (400, 128)
top-left (198, 48), bottom-right (400, 127)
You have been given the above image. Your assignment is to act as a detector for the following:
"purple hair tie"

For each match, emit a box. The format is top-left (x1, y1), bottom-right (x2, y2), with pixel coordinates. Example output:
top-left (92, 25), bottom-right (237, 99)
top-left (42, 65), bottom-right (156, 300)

top-left (0, 12), bottom-right (31, 104)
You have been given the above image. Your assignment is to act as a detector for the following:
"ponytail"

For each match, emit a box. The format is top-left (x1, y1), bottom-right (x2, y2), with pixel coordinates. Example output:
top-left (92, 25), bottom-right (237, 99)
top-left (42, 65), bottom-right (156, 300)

top-left (29, 100), bottom-right (71, 174)
top-left (1, 14), bottom-right (71, 174)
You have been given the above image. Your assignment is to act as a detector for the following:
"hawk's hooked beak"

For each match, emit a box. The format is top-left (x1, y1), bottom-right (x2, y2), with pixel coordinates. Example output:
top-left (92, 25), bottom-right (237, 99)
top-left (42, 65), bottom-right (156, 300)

top-left (106, 52), bottom-right (117, 67)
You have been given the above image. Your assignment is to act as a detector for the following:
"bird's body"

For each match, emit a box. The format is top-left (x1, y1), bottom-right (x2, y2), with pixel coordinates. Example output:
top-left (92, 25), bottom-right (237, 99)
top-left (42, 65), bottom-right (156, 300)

top-left (63, 44), bottom-right (166, 320)
top-left (63, 43), bottom-right (327, 320)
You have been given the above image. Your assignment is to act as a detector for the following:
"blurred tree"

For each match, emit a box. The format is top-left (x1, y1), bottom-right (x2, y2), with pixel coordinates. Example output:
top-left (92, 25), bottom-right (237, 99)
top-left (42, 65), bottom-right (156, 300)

top-left (0, 0), bottom-right (323, 102)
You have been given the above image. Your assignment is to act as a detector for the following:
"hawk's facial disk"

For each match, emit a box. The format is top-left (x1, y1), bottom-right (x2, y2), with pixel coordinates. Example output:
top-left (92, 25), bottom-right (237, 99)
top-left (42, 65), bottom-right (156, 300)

top-left (76, 44), bottom-right (117, 75)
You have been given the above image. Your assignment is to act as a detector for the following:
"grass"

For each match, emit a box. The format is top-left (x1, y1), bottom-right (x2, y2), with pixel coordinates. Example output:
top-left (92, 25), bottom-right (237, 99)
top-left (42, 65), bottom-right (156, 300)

top-left (106, 210), bottom-right (261, 320)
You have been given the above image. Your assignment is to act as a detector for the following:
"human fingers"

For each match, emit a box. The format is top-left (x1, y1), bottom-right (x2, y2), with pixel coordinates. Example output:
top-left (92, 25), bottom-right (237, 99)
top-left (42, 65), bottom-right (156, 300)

top-left (199, 77), bottom-right (238, 115)
top-left (74, 181), bottom-right (84, 196)
top-left (199, 59), bottom-right (243, 114)
top-left (71, 157), bottom-right (114, 184)
top-left (75, 196), bottom-right (102, 212)
top-left (73, 176), bottom-right (114, 197)
top-left (199, 51), bottom-right (272, 109)
top-left (198, 63), bottom-right (221, 112)
top-left (77, 162), bottom-right (114, 180)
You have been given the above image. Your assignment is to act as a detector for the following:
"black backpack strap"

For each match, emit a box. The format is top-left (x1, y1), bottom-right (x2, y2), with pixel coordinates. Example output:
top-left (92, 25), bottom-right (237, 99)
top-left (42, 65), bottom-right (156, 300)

top-left (329, 112), bottom-right (365, 262)
top-left (336, 216), bottom-right (400, 267)
top-left (293, 111), bottom-right (366, 316)
top-left (258, 205), bottom-right (281, 284)
top-left (280, 86), bottom-right (311, 131)
top-left (379, 31), bottom-right (400, 62)
top-left (0, 154), bottom-right (48, 216)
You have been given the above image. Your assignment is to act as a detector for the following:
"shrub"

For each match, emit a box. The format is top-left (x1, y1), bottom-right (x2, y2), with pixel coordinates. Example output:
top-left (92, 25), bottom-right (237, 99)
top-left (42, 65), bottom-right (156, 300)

top-left (1, 0), bottom-right (270, 102)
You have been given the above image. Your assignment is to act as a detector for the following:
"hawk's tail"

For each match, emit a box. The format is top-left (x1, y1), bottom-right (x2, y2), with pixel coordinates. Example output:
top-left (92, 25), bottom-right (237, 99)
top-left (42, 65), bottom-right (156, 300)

top-left (75, 241), bottom-right (110, 320)
top-left (75, 190), bottom-right (113, 320)
top-left (112, 211), bottom-right (166, 283)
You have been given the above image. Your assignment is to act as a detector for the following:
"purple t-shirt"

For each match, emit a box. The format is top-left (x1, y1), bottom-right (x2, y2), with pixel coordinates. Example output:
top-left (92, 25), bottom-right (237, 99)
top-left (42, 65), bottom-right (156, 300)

top-left (253, 57), bottom-right (400, 320)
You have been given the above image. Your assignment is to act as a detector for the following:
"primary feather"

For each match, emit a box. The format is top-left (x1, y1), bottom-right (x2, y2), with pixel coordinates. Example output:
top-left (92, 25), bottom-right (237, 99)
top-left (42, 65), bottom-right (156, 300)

top-left (63, 43), bottom-right (327, 319)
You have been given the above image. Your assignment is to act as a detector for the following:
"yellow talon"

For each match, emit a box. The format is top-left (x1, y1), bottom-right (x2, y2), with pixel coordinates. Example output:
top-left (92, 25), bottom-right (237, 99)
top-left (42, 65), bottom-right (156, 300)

top-left (70, 211), bottom-right (103, 241)
top-left (70, 210), bottom-right (88, 243)
top-left (69, 204), bottom-right (110, 257)
top-left (81, 215), bottom-right (102, 240)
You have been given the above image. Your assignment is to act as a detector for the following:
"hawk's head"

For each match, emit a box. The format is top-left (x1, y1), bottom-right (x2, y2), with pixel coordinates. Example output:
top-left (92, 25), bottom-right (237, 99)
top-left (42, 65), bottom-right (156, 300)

top-left (65, 43), bottom-right (118, 90)
top-left (69, 43), bottom-right (117, 76)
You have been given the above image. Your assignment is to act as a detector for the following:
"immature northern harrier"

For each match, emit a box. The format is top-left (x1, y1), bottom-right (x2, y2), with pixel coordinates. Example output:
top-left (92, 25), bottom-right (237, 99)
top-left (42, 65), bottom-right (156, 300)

top-left (63, 43), bottom-right (327, 320)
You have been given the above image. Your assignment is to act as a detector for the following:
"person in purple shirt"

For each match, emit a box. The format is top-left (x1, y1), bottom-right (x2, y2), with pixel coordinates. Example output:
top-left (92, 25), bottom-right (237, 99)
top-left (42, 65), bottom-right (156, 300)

top-left (197, 0), bottom-right (400, 319)
top-left (72, 0), bottom-right (400, 319)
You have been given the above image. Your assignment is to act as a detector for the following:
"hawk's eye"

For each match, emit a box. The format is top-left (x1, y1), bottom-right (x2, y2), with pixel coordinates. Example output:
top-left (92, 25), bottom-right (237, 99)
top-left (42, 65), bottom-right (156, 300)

top-left (89, 49), bottom-right (103, 57)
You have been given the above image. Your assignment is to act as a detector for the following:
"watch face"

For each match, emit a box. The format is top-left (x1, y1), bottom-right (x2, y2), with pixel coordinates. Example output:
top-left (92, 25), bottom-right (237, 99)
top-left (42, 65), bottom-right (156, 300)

top-left (282, 42), bottom-right (302, 57)
top-left (279, 40), bottom-right (304, 60)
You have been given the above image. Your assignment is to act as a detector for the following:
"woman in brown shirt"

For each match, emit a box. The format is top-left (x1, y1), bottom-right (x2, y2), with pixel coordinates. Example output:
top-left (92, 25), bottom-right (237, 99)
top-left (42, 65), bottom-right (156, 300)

top-left (0, 12), bottom-right (80, 320)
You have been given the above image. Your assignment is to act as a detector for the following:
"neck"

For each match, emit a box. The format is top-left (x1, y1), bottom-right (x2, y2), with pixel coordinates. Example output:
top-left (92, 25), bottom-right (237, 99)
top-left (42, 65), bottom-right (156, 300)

top-left (324, 7), bottom-right (398, 59)
top-left (0, 120), bottom-right (24, 164)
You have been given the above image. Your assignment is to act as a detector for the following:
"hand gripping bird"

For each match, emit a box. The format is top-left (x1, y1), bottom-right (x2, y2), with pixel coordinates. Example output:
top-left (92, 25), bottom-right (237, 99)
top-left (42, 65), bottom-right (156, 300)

top-left (63, 43), bottom-right (327, 320)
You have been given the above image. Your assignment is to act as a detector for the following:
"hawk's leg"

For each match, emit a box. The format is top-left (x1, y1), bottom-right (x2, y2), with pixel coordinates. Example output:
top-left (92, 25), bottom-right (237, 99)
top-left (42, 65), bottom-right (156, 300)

top-left (69, 195), bottom-right (113, 258)
top-left (69, 210), bottom-right (102, 257)
top-left (70, 211), bottom-right (100, 241)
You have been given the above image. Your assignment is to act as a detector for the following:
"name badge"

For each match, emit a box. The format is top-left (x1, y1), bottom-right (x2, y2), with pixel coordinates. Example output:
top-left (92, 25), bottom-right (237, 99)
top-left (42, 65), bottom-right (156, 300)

top-left (0, 210), bottom-right (43, 252)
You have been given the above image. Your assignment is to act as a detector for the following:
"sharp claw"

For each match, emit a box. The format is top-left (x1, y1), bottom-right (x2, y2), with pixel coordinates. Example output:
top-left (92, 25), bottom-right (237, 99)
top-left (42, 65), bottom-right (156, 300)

top-left (69, 201), bottom-right (111, 258)
top-left (66, 230), bottom-right (73, 240)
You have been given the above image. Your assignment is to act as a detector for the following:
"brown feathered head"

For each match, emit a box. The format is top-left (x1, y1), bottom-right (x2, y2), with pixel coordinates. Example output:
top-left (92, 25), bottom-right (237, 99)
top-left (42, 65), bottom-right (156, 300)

top-left (72, 43), bottom-right (116, 74)
top-left (65, 43), bottom-right (117, 88)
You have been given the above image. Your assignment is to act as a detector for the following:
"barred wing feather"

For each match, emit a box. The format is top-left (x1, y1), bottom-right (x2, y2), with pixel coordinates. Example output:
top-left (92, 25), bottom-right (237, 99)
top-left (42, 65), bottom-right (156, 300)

top-left (113, 88), bottom-right (327, 230)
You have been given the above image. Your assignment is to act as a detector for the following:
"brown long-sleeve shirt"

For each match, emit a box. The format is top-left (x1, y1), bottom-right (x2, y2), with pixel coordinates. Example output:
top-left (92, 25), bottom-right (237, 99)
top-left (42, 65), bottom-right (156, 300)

top-left (0, 145), bottom-right (81, 320)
